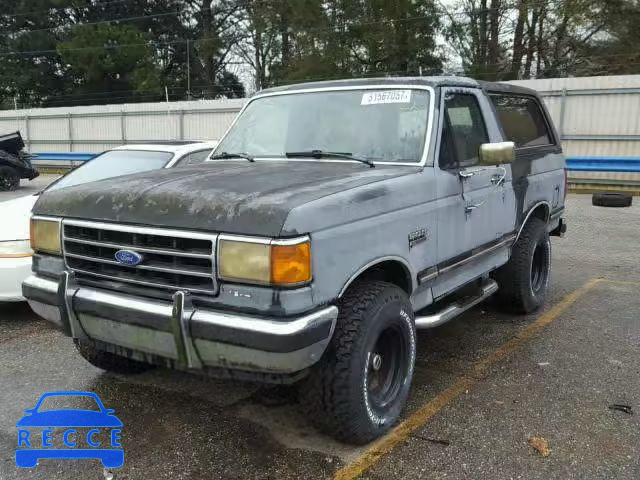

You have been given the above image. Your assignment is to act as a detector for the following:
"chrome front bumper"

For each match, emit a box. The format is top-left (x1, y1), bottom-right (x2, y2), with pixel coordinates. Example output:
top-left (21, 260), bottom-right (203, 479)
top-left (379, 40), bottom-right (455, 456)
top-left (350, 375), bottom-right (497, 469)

top-left (23, 273), bottom-right (338, 376)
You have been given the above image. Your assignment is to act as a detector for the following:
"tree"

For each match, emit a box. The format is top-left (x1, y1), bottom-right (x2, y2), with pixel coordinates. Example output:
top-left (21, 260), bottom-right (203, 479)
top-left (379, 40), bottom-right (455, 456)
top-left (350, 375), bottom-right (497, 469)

top-left (565, 0), bottom-right (640, 76)
top-left (442, 0), bottom-right (632, 80)
top-left (0, 0), bottom-right (74, 108)
top-left (0, 0), bottom-right (638, 109)
top-left (236, 0), bottom-right (442, 90)
top-left (344, 0), bottom-right (442, 76)
top-left (57, 24), bottom-right (162, 105)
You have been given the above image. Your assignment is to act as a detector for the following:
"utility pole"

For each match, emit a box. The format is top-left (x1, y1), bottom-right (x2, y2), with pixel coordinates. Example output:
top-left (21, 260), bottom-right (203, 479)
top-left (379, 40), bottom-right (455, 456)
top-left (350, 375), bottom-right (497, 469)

top-left (186, 39), bottom-right (192, 101)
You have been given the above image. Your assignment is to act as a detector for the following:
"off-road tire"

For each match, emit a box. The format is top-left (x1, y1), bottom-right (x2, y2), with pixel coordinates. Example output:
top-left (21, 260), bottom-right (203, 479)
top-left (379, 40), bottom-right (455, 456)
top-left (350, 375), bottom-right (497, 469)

top-left (74, 339), bottom-right (153, 374)
top-left (493, 217), bottom-right (551, 314)
top-left (298, 281), bottom-right (416, 444)
top-left (0, 165), bottom-right (19, 191)
top-left (592, 192), bottom-right (632, 208)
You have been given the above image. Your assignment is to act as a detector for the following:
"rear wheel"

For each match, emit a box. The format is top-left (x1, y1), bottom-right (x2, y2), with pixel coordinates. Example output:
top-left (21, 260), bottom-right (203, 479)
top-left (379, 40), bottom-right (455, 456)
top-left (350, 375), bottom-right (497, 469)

top-left (299, 281), bottom-right (416, 444)
top-left (74, 339), bottom-right (153, 374)
top-left (0, 165), bottom-right (19, 191)
top-left (493, 217), bottom-right (551, 314)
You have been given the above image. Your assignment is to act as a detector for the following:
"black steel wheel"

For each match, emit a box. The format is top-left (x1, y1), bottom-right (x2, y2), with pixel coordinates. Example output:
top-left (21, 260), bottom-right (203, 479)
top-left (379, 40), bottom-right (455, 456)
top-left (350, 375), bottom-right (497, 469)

top-left (493, 217), bottom-right (551, 314)
top-left (299, 280), bottom-right (416, 444)
top-left (530, 241), bottom-right (547, 295)
top-left (366, 324), bottom-right (411, 418)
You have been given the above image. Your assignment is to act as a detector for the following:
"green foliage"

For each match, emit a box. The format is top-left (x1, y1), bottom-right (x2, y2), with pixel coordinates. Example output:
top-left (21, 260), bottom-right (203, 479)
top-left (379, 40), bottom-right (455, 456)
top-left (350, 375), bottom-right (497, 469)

top-left (0, 0), bottom-right (637, 109)
top-left (236, 0), bottom-right (442, 89)
top-left (58, 24), bottom-right (161, 102)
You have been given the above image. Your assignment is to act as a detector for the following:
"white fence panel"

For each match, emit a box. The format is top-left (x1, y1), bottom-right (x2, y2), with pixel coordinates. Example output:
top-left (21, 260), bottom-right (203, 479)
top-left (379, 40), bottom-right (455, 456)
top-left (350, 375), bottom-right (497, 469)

top-left (0, 98), bottom-right (245, 153)
top-left (1, 77), bottom-right (639, 160)
top-left (72, 113), bottom-right (122, 143)
top-left (183, 109), bottom-right (239, 140)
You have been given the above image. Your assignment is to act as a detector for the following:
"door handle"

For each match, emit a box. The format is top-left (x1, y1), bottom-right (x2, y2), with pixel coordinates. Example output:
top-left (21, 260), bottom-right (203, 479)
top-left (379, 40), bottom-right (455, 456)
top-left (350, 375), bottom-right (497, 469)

top-left (491, 174), bottom-right (504, 185)
top-left (459, 170), bottom-right (475, 179)
top-left (465, 203), bottom-right (479, 213)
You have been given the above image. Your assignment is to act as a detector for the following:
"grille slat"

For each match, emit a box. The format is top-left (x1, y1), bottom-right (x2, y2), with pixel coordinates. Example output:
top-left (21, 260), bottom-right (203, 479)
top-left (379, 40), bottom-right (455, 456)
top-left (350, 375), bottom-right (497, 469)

top-left (64, 237), bottom-right (211, 259)
top-left (63, 221), bottom-right (218, 296)
top-left (65, 252), bottom-right (213, 278)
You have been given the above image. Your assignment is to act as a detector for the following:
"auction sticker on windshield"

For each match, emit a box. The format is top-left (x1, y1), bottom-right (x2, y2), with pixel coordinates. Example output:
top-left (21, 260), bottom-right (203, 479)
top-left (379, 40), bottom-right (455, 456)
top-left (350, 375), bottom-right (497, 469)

top-left (361, 90), bottom-right (412, 105)
top-left (15, 391), bottom-right (124, 469)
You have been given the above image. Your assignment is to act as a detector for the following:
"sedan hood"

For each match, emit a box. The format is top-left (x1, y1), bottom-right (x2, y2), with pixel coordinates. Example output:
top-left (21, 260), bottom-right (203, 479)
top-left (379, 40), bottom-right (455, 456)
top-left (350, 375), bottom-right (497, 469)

top-left (33, 161), bottom-right (415, 236)
top-left (0, 194), bottom-right (38, 241)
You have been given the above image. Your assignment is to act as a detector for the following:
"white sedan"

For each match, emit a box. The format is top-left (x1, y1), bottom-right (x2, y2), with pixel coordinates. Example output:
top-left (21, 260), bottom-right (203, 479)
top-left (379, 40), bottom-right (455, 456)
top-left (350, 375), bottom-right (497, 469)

top-left (0, 141), bottom-right (217, 302)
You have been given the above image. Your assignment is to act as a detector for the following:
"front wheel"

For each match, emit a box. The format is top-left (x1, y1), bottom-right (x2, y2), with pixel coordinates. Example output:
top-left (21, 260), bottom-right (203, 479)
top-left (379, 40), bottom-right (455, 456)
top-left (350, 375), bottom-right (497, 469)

top-left (0, 165), bottom-right (19, 191)
top-left (493, 217), bottom-right (551, 313)
top-left (299, 281), bottom-right (416, 444)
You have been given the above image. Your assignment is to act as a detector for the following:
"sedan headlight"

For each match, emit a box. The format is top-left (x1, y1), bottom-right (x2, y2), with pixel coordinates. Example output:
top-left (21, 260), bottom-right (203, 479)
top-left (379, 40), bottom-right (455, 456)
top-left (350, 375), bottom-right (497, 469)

top-left (30, 218), bottom-right (62, 255)
top-left (0, 240), bottom-right (32, 258)
top-left (218, 236), bottom-right (311, 286)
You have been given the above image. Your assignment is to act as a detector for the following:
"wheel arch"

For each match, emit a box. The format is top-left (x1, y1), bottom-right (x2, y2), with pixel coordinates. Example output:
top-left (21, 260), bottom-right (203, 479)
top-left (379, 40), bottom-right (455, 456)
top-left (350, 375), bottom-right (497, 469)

top-left (338, 256), bottom-right (415, 298)
top-left (515, 201), bottom-right (550, 243)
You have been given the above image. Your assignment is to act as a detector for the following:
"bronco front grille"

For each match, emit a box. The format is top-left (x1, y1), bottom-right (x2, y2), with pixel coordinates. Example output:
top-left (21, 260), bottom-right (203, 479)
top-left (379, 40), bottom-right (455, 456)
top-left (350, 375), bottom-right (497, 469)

top-left (62, 220), bottom-right (218, 295)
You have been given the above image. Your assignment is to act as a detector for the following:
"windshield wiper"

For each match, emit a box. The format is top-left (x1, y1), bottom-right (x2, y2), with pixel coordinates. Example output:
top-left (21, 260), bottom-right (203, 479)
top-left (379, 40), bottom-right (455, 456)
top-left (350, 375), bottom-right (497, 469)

top-left (210, 151), bottom-right (255, 162)
top-left (285, 150), bottom-right (375, 168)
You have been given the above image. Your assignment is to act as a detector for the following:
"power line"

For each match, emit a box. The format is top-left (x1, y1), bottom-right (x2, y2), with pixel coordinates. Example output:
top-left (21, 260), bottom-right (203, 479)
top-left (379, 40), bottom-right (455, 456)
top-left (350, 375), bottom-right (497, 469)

top-left (3, 0), bottom-right (136, 19)
top-left (35, 83), bottom-right (244, 105)
top-left (2, 0), bottom-right (567, 42)
top-left (3, 10), bottom-right (184, 37)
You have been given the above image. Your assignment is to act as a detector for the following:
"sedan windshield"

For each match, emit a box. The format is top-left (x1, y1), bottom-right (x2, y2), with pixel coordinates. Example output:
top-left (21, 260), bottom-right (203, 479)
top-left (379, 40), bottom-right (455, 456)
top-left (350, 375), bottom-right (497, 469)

top-left (48, 150), bottom-right (173, 192)
top-left (214, 89), bottom-right (430, 164)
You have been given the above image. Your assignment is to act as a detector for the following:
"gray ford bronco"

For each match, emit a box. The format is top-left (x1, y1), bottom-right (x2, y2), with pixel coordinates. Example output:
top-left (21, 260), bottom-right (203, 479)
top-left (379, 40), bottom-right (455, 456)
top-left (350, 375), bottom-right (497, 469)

top-left (24, 77), bottom-right (566, 444)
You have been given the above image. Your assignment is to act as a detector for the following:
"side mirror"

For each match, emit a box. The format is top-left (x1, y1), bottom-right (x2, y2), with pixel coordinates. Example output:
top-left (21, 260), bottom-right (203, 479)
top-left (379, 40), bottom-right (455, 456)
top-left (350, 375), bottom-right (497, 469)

top-left (478, 142), bottom-right (515, 166)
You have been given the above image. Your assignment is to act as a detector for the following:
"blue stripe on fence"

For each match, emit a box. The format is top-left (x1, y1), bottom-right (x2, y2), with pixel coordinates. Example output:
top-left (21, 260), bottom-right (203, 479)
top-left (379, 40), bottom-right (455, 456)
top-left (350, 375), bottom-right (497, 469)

top-left (30, 152), bottom-right (640, 173)
top-left (565, 156), bottom-right (640, 173)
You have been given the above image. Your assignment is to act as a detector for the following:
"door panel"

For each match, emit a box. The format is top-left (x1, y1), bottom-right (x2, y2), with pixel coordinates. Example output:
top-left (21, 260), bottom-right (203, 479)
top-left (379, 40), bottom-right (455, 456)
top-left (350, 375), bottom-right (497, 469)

top-left (433, 88), bottom-right (516, 298)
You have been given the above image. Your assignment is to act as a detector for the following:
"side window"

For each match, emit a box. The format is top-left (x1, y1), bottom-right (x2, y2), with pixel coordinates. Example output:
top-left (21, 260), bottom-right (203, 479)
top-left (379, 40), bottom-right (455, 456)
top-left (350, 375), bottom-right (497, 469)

top-left (490, 94), bottom-right (552, 148)
top-left (439, 93), bottom-right (489, 169)
top-left (175, 149), bottom-right (212, 167)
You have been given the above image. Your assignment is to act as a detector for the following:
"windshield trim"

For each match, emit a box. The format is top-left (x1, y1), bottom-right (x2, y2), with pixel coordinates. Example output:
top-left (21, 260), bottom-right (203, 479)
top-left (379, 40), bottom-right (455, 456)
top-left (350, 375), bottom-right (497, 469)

top-left (212, 84), bottom-right (436, 167)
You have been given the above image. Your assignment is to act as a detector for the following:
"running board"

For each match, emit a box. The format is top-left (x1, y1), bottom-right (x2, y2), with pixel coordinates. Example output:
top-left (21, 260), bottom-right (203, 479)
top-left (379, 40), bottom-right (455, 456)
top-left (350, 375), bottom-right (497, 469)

top-left (414, 279), bottom-right (499, 329)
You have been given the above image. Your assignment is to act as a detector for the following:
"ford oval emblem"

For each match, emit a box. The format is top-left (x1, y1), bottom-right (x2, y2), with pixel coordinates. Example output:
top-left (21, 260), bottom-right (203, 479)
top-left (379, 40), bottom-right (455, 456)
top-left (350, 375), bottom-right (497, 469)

top-left (114, 249), bottom-right (143, 266)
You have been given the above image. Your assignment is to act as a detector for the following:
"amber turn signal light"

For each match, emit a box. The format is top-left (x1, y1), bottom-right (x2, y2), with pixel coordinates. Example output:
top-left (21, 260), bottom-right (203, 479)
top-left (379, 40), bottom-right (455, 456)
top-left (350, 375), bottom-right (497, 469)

top-left (270, 242), bottom-right (311, 286)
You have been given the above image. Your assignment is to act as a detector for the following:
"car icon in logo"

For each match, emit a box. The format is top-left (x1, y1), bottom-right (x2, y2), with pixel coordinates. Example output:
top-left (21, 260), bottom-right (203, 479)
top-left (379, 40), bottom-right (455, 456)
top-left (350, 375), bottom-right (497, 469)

top-left (114, 249), bottom-right (143, 266)
top-left (16, 391), bottom-right (123, 468)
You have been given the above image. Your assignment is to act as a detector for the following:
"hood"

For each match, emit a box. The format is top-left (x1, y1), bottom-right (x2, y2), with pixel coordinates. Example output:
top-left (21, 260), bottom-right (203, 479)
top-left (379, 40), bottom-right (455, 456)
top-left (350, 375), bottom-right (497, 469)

top-left (0, 194), bottom-right (38, 241)
top-left (33, 160), bottom-right (416, 236)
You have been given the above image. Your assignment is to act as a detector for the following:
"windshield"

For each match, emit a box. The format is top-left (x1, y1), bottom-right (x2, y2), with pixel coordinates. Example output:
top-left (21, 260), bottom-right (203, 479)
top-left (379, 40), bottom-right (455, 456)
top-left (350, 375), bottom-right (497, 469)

top-left (214, 88), bottom-right (430, 164)
top-left (47, 150), bottom-right (173, 192)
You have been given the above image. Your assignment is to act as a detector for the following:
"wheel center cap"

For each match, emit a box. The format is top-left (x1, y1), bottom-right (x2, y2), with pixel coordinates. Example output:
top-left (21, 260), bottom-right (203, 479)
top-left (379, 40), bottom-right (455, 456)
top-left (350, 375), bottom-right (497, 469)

top-left (371, 353), bottom-right (383, 371)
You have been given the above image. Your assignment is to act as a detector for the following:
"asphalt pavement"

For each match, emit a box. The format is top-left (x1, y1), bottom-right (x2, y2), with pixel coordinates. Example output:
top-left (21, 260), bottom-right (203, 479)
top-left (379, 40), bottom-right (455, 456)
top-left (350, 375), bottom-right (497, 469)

top-left (1, 193), bottom-right (638, 479)
top-left (0, 175), bottom-right (59, 202)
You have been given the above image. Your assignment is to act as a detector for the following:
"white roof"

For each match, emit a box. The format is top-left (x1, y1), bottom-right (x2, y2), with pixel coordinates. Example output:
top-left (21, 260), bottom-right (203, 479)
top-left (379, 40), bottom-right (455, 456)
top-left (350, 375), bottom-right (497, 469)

top-left (111, 141), bottom-right (217, 155)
